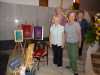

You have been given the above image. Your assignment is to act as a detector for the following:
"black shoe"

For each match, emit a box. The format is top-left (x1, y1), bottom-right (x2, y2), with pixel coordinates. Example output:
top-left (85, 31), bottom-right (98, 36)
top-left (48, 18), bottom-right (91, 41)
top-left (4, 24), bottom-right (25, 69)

top-left (57, 64), bottom-right (62, 67)
top-left (53, 62), bottom-right (57, 65)
top-left (74, 73), bottom-right (78, 75)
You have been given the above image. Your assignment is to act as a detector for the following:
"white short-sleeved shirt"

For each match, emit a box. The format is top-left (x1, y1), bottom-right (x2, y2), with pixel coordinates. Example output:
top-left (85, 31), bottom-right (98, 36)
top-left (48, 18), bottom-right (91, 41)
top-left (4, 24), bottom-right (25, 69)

top-left (50, 24), bottom-right (64, 46)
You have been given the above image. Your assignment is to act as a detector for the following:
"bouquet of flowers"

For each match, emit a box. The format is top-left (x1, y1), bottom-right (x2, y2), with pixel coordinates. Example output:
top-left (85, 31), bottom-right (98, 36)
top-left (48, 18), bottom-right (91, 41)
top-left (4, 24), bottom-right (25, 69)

top-left (85, 13), bottom-right (100, 45)
top-left (95, 13), bottom-right (100, 42)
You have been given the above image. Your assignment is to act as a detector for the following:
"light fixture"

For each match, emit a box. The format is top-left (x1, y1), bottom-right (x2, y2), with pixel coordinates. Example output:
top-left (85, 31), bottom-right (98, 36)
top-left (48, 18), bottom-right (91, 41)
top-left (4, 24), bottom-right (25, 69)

top-left (73, 0), bottom-right (75, 3)
top-left (73, 0), bottom-right (80, 4)
top-left (14, 19), bottom-right (19, 24)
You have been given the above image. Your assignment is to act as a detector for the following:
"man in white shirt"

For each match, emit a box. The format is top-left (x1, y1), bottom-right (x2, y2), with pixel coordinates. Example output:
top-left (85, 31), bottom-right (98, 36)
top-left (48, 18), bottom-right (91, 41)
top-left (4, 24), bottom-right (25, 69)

top-left (49, 16), bottom-right (64, 67)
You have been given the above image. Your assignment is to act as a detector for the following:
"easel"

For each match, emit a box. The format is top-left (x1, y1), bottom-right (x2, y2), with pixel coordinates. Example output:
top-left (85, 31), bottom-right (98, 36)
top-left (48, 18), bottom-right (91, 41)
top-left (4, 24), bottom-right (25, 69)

top-left (14, 29), bottom-right (24, 55)
top-left (14, 42), bottom-right (24, 55)
top-left (23, 38), bottom-right (32, 49)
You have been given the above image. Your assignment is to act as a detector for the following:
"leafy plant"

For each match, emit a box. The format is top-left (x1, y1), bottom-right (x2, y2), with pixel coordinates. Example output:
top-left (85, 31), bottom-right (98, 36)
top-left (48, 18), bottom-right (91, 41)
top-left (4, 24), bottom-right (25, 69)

top-left (85, 24), bottom-right (96, 44)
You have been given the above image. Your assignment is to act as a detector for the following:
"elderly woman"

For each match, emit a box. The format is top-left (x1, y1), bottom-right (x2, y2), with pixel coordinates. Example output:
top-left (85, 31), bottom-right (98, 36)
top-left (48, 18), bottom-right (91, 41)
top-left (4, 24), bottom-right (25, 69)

top-left (51, 7), bottom-right (67, 26)
top-left (65, 11), bottom-right (81, 75)
top-left (49, 15), bottom-right (64, 67)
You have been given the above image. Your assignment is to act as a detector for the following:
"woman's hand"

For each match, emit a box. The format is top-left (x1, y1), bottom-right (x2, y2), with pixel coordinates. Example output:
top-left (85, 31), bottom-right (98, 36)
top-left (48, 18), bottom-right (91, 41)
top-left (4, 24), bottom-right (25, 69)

top-left (61, 44), bottom-right (65, 48)
top-left (49, 43), bottom-right (52, 48)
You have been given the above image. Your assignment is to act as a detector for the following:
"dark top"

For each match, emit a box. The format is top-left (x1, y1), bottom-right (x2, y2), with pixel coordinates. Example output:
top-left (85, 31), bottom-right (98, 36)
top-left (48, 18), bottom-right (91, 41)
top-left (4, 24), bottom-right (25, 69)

top-left (79, 19), bottom-right (89, 38)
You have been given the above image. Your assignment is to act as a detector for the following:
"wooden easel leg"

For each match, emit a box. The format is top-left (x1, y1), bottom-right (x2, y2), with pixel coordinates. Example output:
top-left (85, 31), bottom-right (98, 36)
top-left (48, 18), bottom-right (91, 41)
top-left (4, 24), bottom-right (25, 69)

top-left (20, 43), bottom-right (24, 56)
top-left (14, 42), bottom-right (24, 55)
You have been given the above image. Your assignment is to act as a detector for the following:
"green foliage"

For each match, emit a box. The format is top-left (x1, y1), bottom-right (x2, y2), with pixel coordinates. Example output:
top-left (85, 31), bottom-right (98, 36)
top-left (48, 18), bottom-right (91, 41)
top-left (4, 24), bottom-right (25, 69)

top-left (85, 24), bottom-right (96, 44)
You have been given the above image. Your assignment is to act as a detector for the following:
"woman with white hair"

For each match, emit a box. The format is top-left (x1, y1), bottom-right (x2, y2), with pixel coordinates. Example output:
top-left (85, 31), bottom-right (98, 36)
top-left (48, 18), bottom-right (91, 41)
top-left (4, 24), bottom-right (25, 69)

top-left (49, 15), bottom-right (64, 67)
top-left (51, 7), bottom-right (67, 26)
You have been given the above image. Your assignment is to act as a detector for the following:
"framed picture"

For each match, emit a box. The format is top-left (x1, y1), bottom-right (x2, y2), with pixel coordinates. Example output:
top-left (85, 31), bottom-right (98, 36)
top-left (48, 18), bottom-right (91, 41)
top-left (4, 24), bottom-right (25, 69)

top-left (33, 26), bottom-right (43, 40)
top-left (21, 24), bottom-right (33, 38)
top-left (14, 29), bottom-right (23, 42)
top-left (8, 56), bottom-right (22, 70)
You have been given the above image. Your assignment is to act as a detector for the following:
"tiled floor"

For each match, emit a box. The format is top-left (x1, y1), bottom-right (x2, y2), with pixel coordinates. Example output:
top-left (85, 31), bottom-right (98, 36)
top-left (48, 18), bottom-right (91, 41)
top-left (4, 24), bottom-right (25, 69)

top-left (1, 42), bottom-right (99, 75)
top-left (1, 46), bottom-right (96, 75)
top-left (36, 48), bottom-right (85, 75)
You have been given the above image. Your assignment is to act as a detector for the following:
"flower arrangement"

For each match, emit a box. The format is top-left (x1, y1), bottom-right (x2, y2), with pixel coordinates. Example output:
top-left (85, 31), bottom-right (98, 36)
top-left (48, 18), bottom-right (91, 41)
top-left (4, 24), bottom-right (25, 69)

top-left (85, 13), bottom-right (100, 45)
top-left (95, 13), bottom-right (100, 42)
top-left (91, 13), bottom-right (100, 74)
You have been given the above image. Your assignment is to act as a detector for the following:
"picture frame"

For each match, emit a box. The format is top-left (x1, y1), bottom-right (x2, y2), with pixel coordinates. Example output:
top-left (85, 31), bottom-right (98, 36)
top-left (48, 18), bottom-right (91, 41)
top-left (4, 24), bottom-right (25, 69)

top-left (33, 26), bottom-right (43, 40)
top-left (21, 24), bottom-right (33, 39)
top-left (8, 56), bottom-right (22, 70)
top-left (14, 29), bottom-right (23, 42)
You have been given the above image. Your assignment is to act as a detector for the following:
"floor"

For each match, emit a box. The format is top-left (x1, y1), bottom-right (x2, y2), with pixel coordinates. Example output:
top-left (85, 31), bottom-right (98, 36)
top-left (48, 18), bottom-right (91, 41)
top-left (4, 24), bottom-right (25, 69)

top-left (36, 48), bottom-right (85, 75)
top-left (0, 51), bottom-right (9, 75)
top-left (0, 47), bottom-right (93, 75)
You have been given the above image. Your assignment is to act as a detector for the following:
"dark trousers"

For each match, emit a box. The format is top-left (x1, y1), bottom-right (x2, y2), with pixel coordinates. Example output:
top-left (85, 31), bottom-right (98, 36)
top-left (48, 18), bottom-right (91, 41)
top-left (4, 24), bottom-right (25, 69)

top-left (52, 45), bottom-right (63, 67)
top-left (79, 39), bottom-right (84, 57)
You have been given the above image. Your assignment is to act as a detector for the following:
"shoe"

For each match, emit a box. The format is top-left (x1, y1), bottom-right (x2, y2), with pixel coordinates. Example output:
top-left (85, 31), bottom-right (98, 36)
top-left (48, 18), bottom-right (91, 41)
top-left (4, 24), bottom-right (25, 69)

top-left (57, 65), bottom-right (62, 67)
top-left (65, 65), bottom-right (71, 69)
top-left (74, 73), bottom-right (78, 75)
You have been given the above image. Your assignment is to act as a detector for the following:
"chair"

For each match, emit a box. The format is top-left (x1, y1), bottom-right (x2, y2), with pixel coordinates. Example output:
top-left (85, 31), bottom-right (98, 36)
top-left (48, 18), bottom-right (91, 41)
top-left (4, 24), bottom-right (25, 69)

top-left (32, 41), bottom-right (48, 70)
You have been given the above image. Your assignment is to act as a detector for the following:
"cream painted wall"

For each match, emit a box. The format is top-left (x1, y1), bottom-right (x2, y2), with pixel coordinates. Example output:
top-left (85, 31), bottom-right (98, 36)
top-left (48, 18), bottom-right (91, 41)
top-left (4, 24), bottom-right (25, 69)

top-left (0, 0), bottom-right (72, 8)
top-left (62, 0), bottom-right (73, 9)
top-left (0, 2), bottom-right (53, 40)
top-left (0, 0), bottom-right (39, 6)
top-left (48, 0), bottom-right (61, 8)
top-left (48, 0), bottom-right (73, 8)
top-left (0, 0), bottom-right (73, 40)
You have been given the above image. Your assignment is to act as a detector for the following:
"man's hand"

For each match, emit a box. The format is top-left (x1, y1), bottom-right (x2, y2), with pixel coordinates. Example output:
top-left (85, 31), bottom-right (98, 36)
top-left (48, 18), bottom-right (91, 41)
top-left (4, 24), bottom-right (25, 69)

top-left (78, 41), bottom-right (81, 48)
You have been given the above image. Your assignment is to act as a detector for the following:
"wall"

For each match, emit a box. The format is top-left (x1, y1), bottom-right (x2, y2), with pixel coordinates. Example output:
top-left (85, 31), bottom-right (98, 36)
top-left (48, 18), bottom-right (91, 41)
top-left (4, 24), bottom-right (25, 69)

top-left (0, 0), bottom-right (73, 40)
top-left (48, 0), bottom-right (61, 7)
top-left (0, 2), bottom-right (54, 40)
top-left (80, 0), bottom-right (100, 15)
top-left (0, 0), bottom-right (39, 6)
top-left (62, 0), bottom-right (73, 9)
top-left (0, 0), bottom-right (72, 8)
